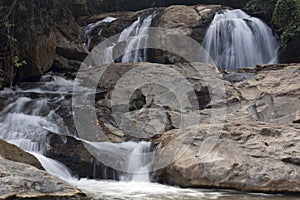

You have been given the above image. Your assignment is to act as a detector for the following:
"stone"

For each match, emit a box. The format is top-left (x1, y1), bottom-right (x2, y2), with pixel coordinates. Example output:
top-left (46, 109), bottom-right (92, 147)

top-left (17, 32), bottom-right (56, 82)
top-left (149, 5), bottom-right (226, 64)
top-left (55, 31), bottom-right (88, 62)
top-left (45, 132), bottom-right (121, 179)
top-left (0, 139), bottom-right (43, 170)
top-left (154, 63), bottom-right (300, 193)
top-left (0, 158), bottom-right (82, 199)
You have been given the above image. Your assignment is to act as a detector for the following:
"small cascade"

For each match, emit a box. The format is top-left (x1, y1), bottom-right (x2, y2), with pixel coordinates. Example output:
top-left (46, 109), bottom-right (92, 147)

top-left (96, 13), bottom-right (155, 64)
top-left (0, 77), bottom-right (73, 153)
top-left (84, 17), bottom-right (117, 49)
top-left (203, 9), bottom-right (279, 70)
top-left (121, 142), bottom-right (154, 182)
top-left (32, 152), bottom-right (74, 182)
top-left (120, 15), bottom-right (154, 63)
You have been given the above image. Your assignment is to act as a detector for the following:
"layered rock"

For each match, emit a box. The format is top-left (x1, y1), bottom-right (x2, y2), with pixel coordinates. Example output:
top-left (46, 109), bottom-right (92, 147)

top-left (0, 139), bottom-right (43, 170)
top-left (154, 63), bottom-right (300, 193)
top-left (0, 158), bottom-right (82, 199)
top-left (45, 133), bottom-right (121, 180)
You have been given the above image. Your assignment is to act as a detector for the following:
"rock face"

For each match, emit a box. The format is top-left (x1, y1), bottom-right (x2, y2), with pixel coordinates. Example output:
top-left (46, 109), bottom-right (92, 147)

top-left (95, 5), bottom-right (225, 64)
top-left (17, 32), bottom-right (56, 82)
top-left (0, 139), bottom-right (43, 170)
top-left (150, 5), bottom-right (225, 63)
top-left (45, 133), bottom-right (120, 180)
top-left (0, 158), bottom-right (82, 199)
top-left (53, 22), bottom-right (89, 72)
top-left (155, 64), bottom-right (300, 193)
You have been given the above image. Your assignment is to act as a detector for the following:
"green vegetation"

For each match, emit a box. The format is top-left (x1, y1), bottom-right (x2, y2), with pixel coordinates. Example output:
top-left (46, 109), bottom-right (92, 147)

top-left (246, 0), bottom-right (300, 47)
top-left (0, 0), bottom-right (73, 88)
top-left (273, 0), bottom-right (300, 47)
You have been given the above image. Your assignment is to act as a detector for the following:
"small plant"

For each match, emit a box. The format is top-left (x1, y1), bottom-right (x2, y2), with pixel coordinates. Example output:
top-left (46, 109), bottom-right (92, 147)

top-left (13, 56), bottom-right (27, 68)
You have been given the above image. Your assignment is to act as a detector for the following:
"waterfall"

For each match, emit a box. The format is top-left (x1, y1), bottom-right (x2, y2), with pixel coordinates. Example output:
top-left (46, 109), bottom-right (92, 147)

top-left (120, 15), bottom-right (154, 63)
top-left (96, 13), bottom-right (155, 64)
top-left (121, 142), bottom-right (153, 182)
top-left (0, 80), bottom-right (73, 153)
top-left (203, 9), bottom-right (279, 70)
top-left (84, 17), bottom-right (117, 49)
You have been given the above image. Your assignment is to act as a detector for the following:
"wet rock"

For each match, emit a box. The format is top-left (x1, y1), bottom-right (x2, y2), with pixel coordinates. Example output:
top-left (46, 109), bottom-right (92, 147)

top-left (0, 158), bottom-right (82, 199)
top-left (0, 139), bottom-right (43, 170)
top-left (45, 133), bottom-right (121, 179)
top-left (149, 5), bottom-right (226, 64)
top-left (55, 31), bottom-right (88, 62)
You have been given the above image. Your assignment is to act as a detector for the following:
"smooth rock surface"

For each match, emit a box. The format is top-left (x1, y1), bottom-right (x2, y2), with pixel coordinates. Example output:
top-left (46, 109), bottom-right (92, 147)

top-left (0, 158), bottom-right (82, 199)
top-left (0, 139), bottom-right (43, 170)
top-left (155, 64), bottom-right (300, 193)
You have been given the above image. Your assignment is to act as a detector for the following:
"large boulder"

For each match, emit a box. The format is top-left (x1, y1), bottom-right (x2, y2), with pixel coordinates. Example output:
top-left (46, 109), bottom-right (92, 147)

top-left (45, 133), bottom-right (122, 180)
top-left (0, 158), bottom-right (82, 199)
top-left (17, 32), bottom-right (56, 82)
top-left (0, 139), bottom-right (43, 170)
top-left (76, 62), bottom-right (238, 139)
top-left (154, 63), bottom-right (300, 193)
top-left (53, 22), bottom-right (89, 72)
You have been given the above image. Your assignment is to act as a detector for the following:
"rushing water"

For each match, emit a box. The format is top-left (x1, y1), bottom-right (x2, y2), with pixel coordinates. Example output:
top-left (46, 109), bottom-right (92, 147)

top-left (0, 9), bottom-right (296, 200)
top-left (0, 74), bottom-right (298, 200)
top-left (85, 14), bottom-right (155, 64)
top-left (203, 9), bottom-right (279, 70)
top-left (84, 17), bottom-right (117, 49)
top-left (120, 14), bottom-right (154, 63)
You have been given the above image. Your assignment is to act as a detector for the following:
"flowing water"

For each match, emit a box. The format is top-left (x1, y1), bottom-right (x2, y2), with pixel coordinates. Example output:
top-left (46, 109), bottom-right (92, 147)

top-left (84, 17), bottom-right (117, 49)
top-left (0, 10), bottom-right (297, 200)
top-left (203, 9), bottom-right (279, 70)
top-left (0, 74), bottom-right (297, 200)
top-left (85, 14), bottom-right (155, 64)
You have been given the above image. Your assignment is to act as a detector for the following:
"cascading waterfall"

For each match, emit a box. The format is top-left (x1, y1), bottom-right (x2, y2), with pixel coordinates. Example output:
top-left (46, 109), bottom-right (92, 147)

top-left (94, 13), bottom-right (155, 64)
top-left (203, 9), bottom-right (279, 70)
top-left (121, 141), bottom-right (153, 182)
top-left (120, 15), bottom-right (154, 63)
top-left (0, 75), bottom-right (154, 185)
top-left (84, 17), bottom-right (117, 49)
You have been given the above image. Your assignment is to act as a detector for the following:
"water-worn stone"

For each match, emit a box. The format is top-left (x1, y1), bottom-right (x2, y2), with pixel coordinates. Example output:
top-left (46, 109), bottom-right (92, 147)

top-left (45, 133), bottom-right (121, 179)
top-left (155, 64), bottom-right (300, 193)
top-left (0, 158), bottom-right (82, 199)
top-left (0, 139), bottom-right (43, 170)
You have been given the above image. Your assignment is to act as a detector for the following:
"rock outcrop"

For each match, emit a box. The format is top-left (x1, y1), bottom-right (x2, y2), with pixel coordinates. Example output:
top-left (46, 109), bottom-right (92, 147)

top-left (155, 63), bottom-right (300, 193)
top-left (0, 158), bottom-right (82, 199)
top-left (17, 32), bottom-right (56, 82)
top-left (45, 133), bottom-right (120, 180)
top-left (0, 139), bottom-right (43, 170)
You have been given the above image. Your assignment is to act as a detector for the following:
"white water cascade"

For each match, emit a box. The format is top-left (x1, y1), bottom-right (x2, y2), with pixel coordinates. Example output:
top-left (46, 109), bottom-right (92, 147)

top-left (203, 9), bottom-right (279, 70)
top-left (121, 141), bottom-right (153, 182)
top-left (120, 14), bottom-right (154, 63)
top-left (96, 13), bottom-right (155, 64)
top-left (84, 17), bottom-right (117, 49)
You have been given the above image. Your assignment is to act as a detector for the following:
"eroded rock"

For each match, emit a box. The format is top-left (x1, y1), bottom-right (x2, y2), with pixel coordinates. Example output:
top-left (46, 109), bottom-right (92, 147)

top-left (0, 158), bottom-right (82, 199)
top-left (0, 139), bottom-right (43, 170)
top-left (155, 64), bottom-right (300, 193)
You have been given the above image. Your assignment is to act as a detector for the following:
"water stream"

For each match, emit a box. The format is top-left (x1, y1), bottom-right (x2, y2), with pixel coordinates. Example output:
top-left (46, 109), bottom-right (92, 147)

top-left (0, 10), bottom-right (296, 200)
top-left (203, 9), bottom-right (279, 70)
